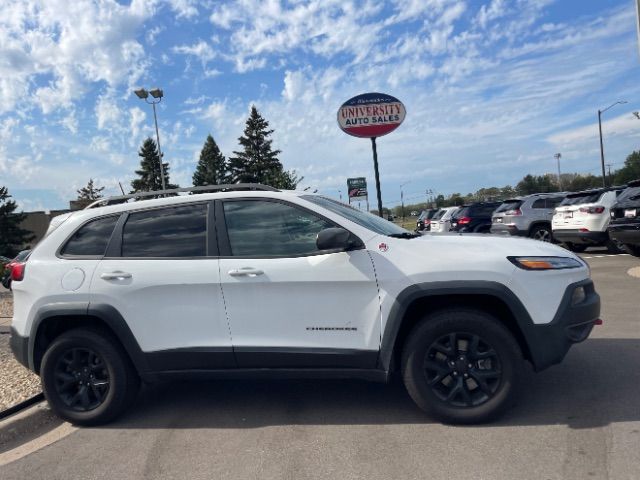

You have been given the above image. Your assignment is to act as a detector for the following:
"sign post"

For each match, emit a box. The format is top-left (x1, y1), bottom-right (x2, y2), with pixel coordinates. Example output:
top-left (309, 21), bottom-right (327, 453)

top-left (337, 93), bottom-right (406, 217)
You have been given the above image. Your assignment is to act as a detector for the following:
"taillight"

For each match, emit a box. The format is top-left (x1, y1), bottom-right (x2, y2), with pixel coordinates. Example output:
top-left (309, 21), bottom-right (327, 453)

top-left (11, 262), bottom-right (25, 282)
top-left (505, 209), bottom-right (522, 216)
top-left (458, 217), bottom-right (471, 225)
top-left (579, 206), bottom-right (605, 214)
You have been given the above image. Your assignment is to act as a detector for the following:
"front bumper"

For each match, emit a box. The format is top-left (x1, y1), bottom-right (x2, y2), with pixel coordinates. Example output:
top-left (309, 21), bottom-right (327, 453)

top-left (10, 327), bottom-right (30, 370)
top-left (523, 279), bottom-right (600, 371)
top-left (608, 223), bottom-right (640, 246)
top-left (552, 229), bottom-right (608, 245)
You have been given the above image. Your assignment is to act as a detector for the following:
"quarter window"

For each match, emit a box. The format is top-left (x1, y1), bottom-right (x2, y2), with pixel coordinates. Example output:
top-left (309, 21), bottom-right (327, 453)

top-left (61, 215), bottom-right (119, 256)
top-left (121, 204), bottom-right (207, 257)
top-left (531, 199), bottom-right (547, 209)
top-left (223, 200), bottom-right (336, 256)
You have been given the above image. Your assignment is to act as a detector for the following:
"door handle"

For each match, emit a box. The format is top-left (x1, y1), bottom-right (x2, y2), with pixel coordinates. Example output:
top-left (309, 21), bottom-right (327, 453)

top-left (228, 267), bottom-right (264, 277)
top-left (100, 271), bottom-right (132, 280)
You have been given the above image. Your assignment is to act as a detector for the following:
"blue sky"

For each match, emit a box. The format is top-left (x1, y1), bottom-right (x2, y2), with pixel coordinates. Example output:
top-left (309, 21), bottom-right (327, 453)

top-left (1, 0), bottom-right (640, 211)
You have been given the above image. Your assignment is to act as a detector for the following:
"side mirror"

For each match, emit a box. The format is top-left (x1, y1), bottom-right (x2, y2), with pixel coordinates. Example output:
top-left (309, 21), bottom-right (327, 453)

top-left (316, 228), bottom-right (362, 251)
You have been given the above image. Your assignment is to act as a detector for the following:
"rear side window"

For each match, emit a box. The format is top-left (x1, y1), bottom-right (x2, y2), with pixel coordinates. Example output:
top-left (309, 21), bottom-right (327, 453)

top-left (531, 199), bottom-right (546, 209)
top-left (62, 216), bottom-right (119, 256)
top-left (122, 204), bottom-right (207, 257)
top-left (495, 200), bottom-right (522, 213)
top-left (546, 197), bottom-right (564, 208)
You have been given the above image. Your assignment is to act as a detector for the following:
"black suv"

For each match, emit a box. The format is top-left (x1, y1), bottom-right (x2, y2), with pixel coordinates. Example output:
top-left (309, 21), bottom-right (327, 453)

top-left (608, 179), bottom-right (640, 256)
top-left (450, 202), bottom-right (502, 233)
top-left (416, 209), bottom-right (439, 231)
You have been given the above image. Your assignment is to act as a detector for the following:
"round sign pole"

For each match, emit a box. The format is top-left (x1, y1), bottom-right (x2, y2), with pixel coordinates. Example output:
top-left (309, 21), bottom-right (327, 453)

top-left (370, 137), bottom-right (383, 217)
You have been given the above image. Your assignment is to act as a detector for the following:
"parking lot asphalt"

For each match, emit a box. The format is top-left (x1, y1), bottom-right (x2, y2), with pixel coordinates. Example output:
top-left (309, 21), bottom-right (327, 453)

top-left (1, 251), bottom-right (638, 480)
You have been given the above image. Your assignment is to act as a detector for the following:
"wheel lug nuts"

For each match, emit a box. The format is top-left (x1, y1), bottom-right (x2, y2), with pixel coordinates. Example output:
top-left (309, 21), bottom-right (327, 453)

top-left (468, 364), bottom-right (472, 368)
top-left (464, 374), bottom-right (468, 378)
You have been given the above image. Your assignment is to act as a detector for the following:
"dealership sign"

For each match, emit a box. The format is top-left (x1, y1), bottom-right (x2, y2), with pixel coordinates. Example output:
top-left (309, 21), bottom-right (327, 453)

top-left (347, 177), bottom-right (367, 199)
top-left (337, 92), bottom-right (406, 138)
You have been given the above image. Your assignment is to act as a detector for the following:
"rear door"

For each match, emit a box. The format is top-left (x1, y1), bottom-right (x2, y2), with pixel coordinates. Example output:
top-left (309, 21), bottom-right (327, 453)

top-left (216, 198), bottom-right (381, 368)
top-left (91, 202), bottom-right (234, 369)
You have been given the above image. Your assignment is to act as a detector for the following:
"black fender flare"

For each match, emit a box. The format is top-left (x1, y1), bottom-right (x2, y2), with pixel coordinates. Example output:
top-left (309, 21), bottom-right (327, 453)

top-left (28, 302), bottom-right (148, 375)
top-left (377, 281), bottom-right (535, 371)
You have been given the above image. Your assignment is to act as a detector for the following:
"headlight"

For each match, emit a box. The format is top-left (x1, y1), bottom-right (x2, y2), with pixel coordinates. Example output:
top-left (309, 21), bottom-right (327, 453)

top-left (507, 256), bottom-right (583, 270)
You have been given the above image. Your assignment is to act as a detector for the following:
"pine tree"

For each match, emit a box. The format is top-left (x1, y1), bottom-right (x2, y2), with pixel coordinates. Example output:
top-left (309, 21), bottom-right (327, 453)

top-left (131, 137), bottom-right (177, 193)
top-left (77, 178), bottom-right (105, 200)
top-left (0, 186), bottom-right (35, 257)
top-left (193, 134), bottom-right (228, 189)
top-left (228, 106), bottom-right (298, 188)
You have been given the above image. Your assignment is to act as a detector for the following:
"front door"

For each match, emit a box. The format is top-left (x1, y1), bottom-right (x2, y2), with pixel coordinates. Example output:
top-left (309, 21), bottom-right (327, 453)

top-left (217, 198), bottom-right (381, 368)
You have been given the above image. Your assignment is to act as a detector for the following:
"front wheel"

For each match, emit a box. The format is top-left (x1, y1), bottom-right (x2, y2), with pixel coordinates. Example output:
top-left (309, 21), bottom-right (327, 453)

top-left (41, 328), bottom-right (140, 426)
top-left (401, 309), bottom-right (523, 424)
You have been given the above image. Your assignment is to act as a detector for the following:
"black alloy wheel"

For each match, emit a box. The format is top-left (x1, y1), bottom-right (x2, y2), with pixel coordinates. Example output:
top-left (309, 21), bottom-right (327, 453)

top-left (54, 347), bottom-right (110, 412)
top-left (41, 328), bottom-right (139, 425)
top-left (531, 225), bottom-right (552, 242)
top-left (424, 332), bottom-right (501, 407)
top-left (402, 309), bottom-right (522, 424)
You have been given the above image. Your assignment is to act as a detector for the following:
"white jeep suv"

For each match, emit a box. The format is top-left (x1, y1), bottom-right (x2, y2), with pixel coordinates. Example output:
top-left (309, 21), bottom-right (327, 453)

top-left (9, 185), bottom-right (601, 425)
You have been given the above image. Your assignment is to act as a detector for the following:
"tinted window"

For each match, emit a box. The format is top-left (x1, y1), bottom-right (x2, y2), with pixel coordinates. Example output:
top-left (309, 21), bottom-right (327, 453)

top-left (560, 192), bottom-right (602, 206)
top-left (495, 200), bottom-right (522, 213)
top-left (531, 199), bottom-right (547, 209)
top-left (122, 204), bottom-right (207, 257)
top-left (546, 197), bottom-right (564, 208)
top-left (62, 216), bottom-right (118, 256)
top-left (224, 200), bottom-right (336, 256)
top-left (432, 210), bottom-right (446, 220)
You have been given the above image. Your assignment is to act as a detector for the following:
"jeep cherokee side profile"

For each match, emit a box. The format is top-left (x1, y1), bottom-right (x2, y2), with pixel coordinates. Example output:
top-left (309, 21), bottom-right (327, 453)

top-left (9, 184), bottom-right (601, 425)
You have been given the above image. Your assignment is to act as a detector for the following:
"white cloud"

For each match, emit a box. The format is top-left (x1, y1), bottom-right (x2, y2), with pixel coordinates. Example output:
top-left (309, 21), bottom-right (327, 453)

top-left (172, 40), bottom-right (216, 67)
top-left (129, 107), bottom-right (147, 146)
top-left (166, 0), bottom-right (199, 19)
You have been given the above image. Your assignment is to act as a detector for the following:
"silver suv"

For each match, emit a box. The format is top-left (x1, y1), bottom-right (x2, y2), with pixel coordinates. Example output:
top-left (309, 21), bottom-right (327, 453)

top-left (491, 193), bottom-right (566, 242)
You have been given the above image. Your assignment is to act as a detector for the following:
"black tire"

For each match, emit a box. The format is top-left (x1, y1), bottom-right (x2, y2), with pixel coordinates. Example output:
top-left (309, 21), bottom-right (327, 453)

top-left (565, 242), bottom-right (587, 253)
top-left (621, 244), bottom-right (640, 257)
top-left (605, 239), bottom-right (623, 254)
top-left (41, 328), bottom-right (140, 426)
top-left (529, 224), bottom-right (552, 242)
top-left (401, 309), bottom-right (523, 424)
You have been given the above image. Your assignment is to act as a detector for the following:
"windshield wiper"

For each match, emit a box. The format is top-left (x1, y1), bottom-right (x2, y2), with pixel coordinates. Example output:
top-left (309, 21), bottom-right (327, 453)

top-left (387, 232), bottom-right (421, 239)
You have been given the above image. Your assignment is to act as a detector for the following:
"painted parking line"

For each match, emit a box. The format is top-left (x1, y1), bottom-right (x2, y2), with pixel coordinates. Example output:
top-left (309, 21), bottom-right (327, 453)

top-left (581, 254), bottom-right (630, 259)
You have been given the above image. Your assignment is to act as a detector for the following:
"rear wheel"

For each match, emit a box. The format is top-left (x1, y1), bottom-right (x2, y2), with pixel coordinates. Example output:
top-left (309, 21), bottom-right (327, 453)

top-left (401, 309), bottom-right (523, 424)
top-left (529, 224), bottom-right (552, 242)
top-left (41, 328), bottom-right (139, 426)
top-left (605, 239), bottom-right (624, 254)
top-left (565, 242), bottom-right (587, 253)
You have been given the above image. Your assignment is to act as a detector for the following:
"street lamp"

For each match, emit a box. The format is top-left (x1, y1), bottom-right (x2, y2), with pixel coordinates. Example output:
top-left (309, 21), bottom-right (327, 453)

top-left (598, 100), bottom-right (627, 187)
top-left (554, 153), bottom-right (562, 191)
top-left (400, 181), bottom-right (411, 220)
top-left (134, 87), bottom-right (167, 191)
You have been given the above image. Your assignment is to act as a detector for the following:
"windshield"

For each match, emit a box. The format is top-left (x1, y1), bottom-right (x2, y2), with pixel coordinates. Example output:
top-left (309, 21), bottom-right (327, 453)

top-left (302, 195), bottom-right (411, 236)
top-left (495, 200), bottom-right (522, 213)
top-left (560, 192), bottom-right (602, 206)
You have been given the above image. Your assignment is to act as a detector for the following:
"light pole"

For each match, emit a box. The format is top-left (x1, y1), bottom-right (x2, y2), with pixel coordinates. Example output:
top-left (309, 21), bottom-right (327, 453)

top-left (134, 87), bottom-right (167, 191)
top-left (598, 100), bottom-right (627, 187)
top-left (400, 181), bottom-right (411, 220)
top-left (554, 153), bottom-right (562, 191)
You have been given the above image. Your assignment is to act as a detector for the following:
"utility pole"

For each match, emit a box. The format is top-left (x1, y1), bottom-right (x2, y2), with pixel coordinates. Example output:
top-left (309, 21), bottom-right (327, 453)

top-left (598, 100), bottom-right (627, 188)
top-left (554, 153), bottom-right (563, 191)
top-left (606, 164), bottom-right (613, 185)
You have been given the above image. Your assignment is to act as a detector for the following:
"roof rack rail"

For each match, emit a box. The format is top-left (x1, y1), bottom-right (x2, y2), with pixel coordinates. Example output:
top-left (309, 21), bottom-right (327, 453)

top-left (85, 183), bottom-right (279, 209)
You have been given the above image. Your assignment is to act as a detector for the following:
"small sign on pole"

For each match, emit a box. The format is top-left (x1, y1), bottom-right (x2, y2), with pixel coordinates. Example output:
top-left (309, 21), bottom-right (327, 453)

top-left (337, 93), bottom-right (406, 217)
top-left (347, 177), bottom-right (368, 203)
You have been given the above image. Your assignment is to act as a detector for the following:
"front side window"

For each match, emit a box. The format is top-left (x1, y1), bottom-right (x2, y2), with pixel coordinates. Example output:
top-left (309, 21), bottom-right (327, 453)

top-left (121, 204), bottom-right (207, 257)
top-left (223, 200), bottom-right (336, 256)
top-left (61, 215), bottom-right (119, 256)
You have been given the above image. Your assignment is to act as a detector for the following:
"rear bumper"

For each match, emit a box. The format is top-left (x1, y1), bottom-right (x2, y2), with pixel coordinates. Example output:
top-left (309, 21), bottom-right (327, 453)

top-left (524, 279), bottom-right (600, 371)
top-left (608, 223), bottom-right (640, 245)
top-left (10, 327), bottom-right (30, 370)
top-left (552, 229), bottom-right (607, 245)
top-left (490, 223), bottom-right (526, 236)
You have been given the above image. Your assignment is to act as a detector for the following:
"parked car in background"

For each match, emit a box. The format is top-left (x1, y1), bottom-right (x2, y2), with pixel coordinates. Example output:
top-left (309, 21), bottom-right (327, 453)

top-left (429, 207), bottom-right (459, 233)
top-left (450, 202), bottom-right (502, 233)
top-left (552, 187), bottom-right (624, 253)
top-left (608, 179), bottom-right (640, 256)
top-left (416, 209), bottom-right (439, 231)
top-left (1, 250), bottom-right (31, 290)
top-left (491, 193), bottom-right (566, 242)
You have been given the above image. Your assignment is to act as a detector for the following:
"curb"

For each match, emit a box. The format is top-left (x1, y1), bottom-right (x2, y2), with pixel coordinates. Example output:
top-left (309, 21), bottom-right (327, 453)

top-left (0, 398), bottom-right (60, 451)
